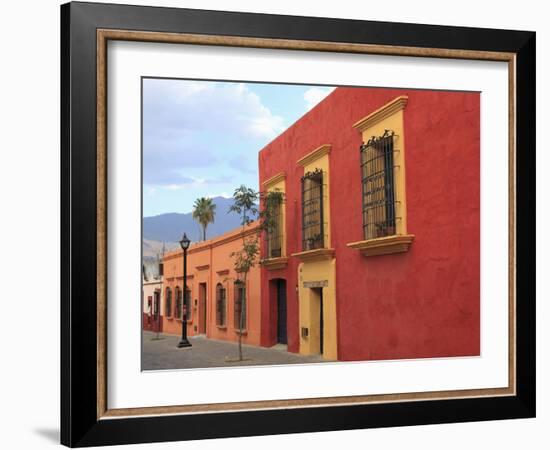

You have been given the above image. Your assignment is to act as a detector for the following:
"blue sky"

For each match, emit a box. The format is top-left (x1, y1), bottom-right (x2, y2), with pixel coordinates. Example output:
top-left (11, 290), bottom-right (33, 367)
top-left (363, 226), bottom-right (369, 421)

top-left (142, 78), bottom-right (335, 217)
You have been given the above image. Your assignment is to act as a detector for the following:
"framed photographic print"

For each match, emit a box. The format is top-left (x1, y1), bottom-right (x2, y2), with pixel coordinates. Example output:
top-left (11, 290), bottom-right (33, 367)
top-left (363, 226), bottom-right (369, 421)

top-left (60, 1), bottom-right (535, 447)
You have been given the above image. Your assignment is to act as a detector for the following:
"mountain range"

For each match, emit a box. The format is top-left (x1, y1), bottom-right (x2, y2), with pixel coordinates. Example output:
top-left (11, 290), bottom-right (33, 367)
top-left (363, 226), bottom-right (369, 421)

top-left (143, 196), bottom-right (256, 249)
top-left (142, 239), bottom-right (179, 260)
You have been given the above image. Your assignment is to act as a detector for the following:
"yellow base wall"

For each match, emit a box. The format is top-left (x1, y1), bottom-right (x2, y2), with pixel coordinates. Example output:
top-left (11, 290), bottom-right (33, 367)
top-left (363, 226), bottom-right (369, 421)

top-left (298, 259), bottom-right (337, 360)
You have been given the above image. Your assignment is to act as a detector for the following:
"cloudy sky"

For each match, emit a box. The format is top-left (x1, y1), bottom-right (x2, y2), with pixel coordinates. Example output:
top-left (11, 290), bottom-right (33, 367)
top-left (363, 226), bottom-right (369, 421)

top-left (142, 78), bottom-right (335, 217)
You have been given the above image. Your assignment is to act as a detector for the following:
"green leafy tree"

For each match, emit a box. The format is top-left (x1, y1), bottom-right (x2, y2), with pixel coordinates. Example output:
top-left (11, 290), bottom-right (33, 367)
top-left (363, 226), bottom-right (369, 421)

top-left (192, 197), bottom-right (216, 241)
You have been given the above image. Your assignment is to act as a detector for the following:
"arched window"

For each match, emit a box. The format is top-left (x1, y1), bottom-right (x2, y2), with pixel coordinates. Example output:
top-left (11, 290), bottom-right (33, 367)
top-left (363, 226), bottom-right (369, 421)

top-left (175, 286), bottom-right (182, 319)
top-left (216, 283), bottom-right (226, 326)
top-left (234, 281), bottom-right (246, 330)
top-left (165, 287), bottom-right (172, 318)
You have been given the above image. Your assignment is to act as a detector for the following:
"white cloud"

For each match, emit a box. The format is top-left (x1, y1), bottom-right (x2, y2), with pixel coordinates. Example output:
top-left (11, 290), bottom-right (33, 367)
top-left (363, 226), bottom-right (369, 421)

top-left (142, 79), bottom-right (286, 189)
top-left (303, 86), bottom-right (336, 111)
top-left (144, 79), bottom-right (285, 142)
top-left (239, 88), bottom-right (285, 138)
top-left (249, 114), bottom-right (285, 139)
top-left (165, 184), bottom-right (185, 191)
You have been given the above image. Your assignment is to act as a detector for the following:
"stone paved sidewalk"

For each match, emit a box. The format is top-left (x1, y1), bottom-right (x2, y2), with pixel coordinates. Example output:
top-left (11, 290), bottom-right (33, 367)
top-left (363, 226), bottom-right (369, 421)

top-left (142, 331), bottom-right (327, 370)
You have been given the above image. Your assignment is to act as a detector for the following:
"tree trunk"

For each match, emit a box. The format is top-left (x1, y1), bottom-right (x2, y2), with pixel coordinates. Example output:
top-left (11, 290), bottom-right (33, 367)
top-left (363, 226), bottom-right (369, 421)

top-left (202, 224), bottom-right (206, 241)
top-left (238, 273), bottom-right (247, 361)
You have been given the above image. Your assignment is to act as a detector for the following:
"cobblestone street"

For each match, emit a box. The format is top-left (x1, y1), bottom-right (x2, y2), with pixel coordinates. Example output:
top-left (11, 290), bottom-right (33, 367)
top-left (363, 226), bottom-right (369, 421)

top-left (142, 331), bottom-right (327, 370)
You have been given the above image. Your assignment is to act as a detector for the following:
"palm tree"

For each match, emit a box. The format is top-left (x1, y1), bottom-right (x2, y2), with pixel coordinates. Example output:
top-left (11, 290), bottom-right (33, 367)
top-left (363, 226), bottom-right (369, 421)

top-left (192, 197), bottom-right (216, 241)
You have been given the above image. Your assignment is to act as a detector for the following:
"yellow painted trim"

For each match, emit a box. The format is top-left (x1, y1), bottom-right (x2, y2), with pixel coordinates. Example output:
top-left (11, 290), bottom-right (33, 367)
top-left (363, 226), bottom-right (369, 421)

top-left (260, 256), bottom-right (289, 270)
top-left (291, 248), bottom-right (335, 262)
top-left (295, 144), bottom-right (336, 360)
top-left (299, 150), bottom-right (331, 248)
top-left (347, 234), bottom-right (415, 256)
top-left (297, 259), bottom-right (337, 361)
top-left (296, 144), bottom-right (331, 167)
top-left (262, 171), bottom-right (286, 188)
top-left (353, 95), bottom-right (408, 133)
top-left (354, 96), bottom-right (409, 236)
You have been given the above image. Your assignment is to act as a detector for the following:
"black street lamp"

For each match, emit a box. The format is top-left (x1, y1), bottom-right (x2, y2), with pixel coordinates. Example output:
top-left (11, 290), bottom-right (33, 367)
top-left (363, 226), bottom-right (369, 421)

top-left (177, 232), bottom-right (192, 348)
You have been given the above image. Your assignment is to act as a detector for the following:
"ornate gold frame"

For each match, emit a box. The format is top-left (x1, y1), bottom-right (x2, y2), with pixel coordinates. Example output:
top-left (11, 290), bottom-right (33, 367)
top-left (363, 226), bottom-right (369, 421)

top-left (96, 29), bottom-right (516, 420)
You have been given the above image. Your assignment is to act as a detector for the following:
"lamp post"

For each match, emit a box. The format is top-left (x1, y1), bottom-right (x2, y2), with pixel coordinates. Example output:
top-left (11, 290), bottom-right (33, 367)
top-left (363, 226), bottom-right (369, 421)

top-left (177, 232), bottom-right (192, 348)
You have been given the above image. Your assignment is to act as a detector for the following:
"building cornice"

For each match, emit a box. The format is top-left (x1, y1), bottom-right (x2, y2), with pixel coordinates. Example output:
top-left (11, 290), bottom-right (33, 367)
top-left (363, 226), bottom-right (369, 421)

top-left (163, 223), bottom-right (260, 262)
top-left (297, 144), bottom-right (331, 167)
top-left (353, 95), bottom-right (408, 133)
top-left (262, 171), bottom-right (286, 188)
top-left (142, 279), bottom-right (163, 286)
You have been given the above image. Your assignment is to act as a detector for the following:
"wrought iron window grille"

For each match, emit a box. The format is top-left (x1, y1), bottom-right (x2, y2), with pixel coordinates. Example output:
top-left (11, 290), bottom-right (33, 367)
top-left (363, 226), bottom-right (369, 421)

top-left (265, 196), bottom-right (284, 259)
top-left (233, 281), bottom-right (246, 329)
top-left (216, 283), bottom-right (226, 326)
top-left (165, 287), bottom-right (172, 317)
top-left (301, 168), bottom-right (327, 251)
top-left (184, 287), bottom-right (191, 320)
top-left (175, 287), bottom-right (182, 319)
top-left (360, 129), bottom-right (401, 240)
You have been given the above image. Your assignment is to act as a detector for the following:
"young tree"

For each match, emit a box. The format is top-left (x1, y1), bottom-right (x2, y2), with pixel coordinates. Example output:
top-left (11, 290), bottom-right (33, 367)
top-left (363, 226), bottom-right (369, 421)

top-left (228, 186), bottom-right (284, 361)
top-left (228, 185), bottom-right (259, 361)
top-left (192, 197), bottom-right (216, 241)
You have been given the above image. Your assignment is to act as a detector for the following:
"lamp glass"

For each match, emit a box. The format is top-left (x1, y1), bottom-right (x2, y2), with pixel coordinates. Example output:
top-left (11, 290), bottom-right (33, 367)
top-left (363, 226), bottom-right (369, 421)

top-left (179, 233), bottom-right (191, 250)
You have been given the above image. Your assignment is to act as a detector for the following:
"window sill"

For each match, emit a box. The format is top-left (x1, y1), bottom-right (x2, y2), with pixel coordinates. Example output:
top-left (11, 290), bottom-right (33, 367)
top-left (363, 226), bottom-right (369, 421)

top-left (216, 325), bottom-right (227, 330)
top-left (260, 256), bottom-right (289, 270)
top-left (234, 329), bottom-right (248, 336)
top-left (347, 234), bottom-right (414, 256)
top-left (291, 248), bottom-right (335, 262)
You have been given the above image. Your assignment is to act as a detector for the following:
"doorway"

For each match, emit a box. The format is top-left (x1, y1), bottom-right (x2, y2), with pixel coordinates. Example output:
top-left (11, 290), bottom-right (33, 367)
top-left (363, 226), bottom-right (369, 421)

top-left (276, 279), bottom-right (287, 344)
top-left (311, 287), bottom-right (324, 355)
top-left (198, 282), bottom-right (207, 334)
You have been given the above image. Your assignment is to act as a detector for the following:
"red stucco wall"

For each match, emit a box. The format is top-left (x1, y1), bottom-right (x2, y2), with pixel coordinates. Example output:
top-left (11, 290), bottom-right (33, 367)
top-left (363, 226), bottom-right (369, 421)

top-left (259, 87), bottom-right (480, 361)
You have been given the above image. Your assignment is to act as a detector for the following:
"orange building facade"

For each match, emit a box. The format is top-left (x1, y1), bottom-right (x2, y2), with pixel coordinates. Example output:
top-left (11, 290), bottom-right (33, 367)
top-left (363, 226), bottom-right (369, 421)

top-left (160, 223), bottom-right (262, 346)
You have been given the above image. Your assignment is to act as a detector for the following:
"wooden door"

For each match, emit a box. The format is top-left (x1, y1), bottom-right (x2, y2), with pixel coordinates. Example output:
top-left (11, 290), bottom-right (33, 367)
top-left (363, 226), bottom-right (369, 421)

top-left (199, 283), bottom-right (207, 334)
